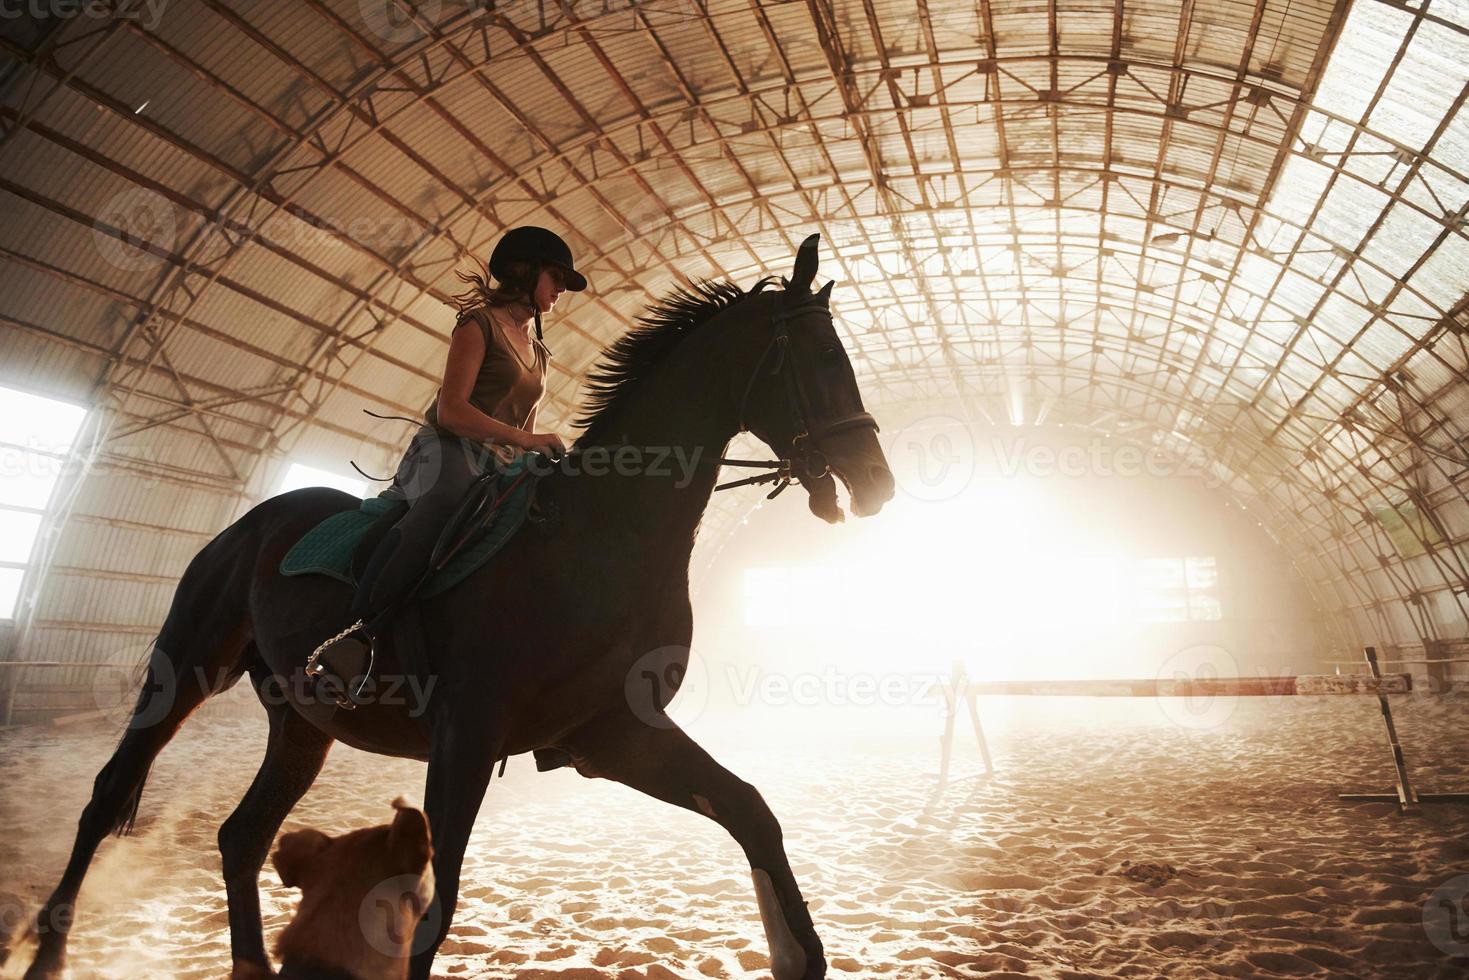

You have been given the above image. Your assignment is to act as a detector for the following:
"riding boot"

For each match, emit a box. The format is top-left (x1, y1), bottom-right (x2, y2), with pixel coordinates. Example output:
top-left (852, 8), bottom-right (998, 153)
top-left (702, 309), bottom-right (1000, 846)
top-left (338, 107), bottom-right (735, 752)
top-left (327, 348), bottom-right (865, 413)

top-left (306, 528), bottom-right (408, 709)
top-left (305, 619), bottom-right (374, 710)
top-left (308, 524), bottom-right (441, 708)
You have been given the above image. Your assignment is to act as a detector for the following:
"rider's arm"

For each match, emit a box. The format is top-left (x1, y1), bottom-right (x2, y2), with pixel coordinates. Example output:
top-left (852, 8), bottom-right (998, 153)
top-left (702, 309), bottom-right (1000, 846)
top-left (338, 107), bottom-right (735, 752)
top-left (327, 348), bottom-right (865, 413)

top-left (434, 319), bottom-right (531, 448)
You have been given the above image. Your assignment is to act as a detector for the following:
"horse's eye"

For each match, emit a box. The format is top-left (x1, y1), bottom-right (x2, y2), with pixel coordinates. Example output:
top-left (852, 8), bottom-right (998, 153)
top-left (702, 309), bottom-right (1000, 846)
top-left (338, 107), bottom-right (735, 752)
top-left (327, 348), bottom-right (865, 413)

top-left (820, 345), bottom-right (842, 360)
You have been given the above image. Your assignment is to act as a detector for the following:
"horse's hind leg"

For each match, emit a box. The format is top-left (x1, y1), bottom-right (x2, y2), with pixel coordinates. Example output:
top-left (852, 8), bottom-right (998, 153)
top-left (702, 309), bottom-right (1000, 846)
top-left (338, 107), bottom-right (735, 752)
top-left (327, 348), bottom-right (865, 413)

top-left (219, 672), bottom-right (333, 979)
top-left (24, 515), bottom-right (261, 980)
top-left (22, 637), bottom-right (236, 980)
top-left (571, 716), bottom-right (827, 980)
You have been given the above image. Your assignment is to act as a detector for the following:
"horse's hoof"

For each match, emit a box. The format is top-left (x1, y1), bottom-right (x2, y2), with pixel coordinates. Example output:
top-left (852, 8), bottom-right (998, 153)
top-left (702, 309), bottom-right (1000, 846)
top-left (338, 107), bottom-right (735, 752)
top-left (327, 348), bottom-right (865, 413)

top-left (230, 957), bottom-right (276, 979)
top-left (796, 942), bottom-right (827, 980)
top-left (22, 954), bottom-right (65, 980)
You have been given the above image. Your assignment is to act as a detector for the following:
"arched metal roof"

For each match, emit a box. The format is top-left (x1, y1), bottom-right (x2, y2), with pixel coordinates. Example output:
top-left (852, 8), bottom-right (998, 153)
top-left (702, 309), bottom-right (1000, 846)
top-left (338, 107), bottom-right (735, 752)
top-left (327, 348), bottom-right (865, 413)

top-left (0, 0), bottom-right (1466, 713)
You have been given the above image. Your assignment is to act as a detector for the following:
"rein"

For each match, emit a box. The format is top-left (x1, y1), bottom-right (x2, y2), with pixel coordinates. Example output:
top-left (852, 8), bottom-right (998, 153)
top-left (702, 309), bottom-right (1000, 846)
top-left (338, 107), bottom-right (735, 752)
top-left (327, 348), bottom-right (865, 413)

top-left (717, 296), bottom-right (878, 498)
top-left (357, 294), bottom-right (874, 503)
top-left (544, 297), bottom-right (877, 500)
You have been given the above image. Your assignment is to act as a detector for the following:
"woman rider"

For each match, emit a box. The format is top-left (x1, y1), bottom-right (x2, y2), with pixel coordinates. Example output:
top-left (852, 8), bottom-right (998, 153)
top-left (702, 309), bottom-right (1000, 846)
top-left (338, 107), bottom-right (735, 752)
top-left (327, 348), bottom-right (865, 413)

top-left (311, 225), bottom-right (586, 672)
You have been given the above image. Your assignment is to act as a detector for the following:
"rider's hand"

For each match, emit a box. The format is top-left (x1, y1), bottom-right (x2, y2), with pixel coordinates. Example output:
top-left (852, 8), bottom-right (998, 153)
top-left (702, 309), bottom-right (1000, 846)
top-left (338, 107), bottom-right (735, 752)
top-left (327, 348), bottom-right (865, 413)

top-left (519, 431), bottom-right (566, 459)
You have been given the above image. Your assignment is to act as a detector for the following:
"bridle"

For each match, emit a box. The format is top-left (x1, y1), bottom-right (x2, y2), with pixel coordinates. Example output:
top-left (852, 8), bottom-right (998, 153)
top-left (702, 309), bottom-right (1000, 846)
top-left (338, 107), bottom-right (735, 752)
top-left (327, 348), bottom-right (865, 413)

top-left (715, 295), bottom-right (879, 498)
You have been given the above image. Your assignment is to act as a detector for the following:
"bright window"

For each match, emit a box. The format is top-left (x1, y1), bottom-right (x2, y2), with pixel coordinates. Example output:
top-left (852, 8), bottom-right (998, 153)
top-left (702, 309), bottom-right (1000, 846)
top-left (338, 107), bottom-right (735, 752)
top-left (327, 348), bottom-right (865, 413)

top-left (0, 386), bottom-right (88, 619)
top-left (277, 462), bottom-right (367, 498)
top-left (1137, 556), bottom-right (1222, 622)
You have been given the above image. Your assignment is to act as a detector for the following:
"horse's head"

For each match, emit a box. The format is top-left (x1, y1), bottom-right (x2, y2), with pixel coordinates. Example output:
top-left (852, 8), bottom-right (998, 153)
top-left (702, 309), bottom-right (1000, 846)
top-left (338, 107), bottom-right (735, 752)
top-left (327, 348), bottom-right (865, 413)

top-left (738, 235), bottom-right (895, 523)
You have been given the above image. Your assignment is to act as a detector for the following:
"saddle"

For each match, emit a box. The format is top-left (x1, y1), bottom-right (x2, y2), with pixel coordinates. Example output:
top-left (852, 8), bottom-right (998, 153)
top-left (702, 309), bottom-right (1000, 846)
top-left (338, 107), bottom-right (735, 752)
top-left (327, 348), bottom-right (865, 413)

top-left (282, 462), bottom-right (594, 772)
top-left (280, 453), bottom-right (548, 598)
top-left (282, 455), bottom-right (553, 712)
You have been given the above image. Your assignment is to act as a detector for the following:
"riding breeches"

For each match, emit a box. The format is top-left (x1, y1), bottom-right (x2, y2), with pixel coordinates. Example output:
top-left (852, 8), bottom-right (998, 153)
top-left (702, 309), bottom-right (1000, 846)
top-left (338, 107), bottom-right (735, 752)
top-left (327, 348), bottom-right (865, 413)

top-left (351, 427), bottom-right (504, 620)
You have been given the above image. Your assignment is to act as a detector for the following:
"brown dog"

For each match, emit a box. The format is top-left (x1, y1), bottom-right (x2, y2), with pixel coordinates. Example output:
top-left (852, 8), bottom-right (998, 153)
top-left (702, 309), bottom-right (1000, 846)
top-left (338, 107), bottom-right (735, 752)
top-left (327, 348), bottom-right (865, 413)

top-left (258, 798), bottom-right (434, 980)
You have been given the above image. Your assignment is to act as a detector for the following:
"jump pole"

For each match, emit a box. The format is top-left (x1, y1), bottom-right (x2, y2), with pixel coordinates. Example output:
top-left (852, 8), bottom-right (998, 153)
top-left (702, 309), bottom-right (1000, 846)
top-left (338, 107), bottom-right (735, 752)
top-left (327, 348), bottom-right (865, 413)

top-left (934, 661), bottom-right (993, 784)
top-left (1337, 646), bottom-right (1469, 810)
top-left (938, 653), bottom-right (1466, 810)
top-left (963, 674), bottom-right (1409, 697)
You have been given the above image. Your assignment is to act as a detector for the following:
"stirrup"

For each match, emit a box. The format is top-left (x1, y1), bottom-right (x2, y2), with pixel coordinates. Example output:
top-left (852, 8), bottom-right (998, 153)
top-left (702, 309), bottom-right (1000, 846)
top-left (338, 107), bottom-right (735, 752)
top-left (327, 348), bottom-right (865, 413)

top-left (306, 619), bottom-right (375, 711)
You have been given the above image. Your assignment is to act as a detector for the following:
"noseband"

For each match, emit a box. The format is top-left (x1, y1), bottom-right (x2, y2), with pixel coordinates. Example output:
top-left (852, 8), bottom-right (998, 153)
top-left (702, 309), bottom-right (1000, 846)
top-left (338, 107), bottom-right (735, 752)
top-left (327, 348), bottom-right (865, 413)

top-left (716, 298), bottom-right (879, 497)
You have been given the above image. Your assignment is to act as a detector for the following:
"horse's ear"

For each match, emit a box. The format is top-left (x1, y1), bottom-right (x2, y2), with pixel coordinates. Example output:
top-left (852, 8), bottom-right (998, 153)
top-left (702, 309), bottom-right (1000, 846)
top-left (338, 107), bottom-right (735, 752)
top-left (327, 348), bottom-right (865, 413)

top-left (788, 234), bottom-right (820, 294)
top-left (815, 279), bottom-right (834, 305)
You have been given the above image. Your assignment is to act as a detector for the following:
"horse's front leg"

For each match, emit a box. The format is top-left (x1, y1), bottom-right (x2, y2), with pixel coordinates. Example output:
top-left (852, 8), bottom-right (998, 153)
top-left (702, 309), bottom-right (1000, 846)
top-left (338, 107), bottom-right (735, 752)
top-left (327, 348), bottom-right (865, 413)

top-left (408, 707), bottom-right (503, 980)
top-left (570, 713), bottom-right (826, 980)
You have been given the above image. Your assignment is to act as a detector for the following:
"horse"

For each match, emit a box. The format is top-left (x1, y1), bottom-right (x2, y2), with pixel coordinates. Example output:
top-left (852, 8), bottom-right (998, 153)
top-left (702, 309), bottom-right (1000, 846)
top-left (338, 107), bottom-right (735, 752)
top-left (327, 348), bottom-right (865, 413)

top-left (20, 234), bottom-right (895, 980)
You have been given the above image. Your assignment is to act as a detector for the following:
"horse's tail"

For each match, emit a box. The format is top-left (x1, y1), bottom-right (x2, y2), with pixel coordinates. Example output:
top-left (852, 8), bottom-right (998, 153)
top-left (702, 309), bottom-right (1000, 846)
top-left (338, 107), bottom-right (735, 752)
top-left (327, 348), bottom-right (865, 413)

top-left (108, 637), bottom-right (162, 837)
top-left (23, 490), bottom-right (341, 977)
top-left (102, 506), bottom-right (264, 837)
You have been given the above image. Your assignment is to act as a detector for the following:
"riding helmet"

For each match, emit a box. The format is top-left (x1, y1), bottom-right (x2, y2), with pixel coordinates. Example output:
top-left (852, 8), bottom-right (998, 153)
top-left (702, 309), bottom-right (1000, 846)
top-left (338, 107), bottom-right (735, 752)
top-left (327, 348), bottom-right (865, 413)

top-left (489, 226), bottom-right (587, 292)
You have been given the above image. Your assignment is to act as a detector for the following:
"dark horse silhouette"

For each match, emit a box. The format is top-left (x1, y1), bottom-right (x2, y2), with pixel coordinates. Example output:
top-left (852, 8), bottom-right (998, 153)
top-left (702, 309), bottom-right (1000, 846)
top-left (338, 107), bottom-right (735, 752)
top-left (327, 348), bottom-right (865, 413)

top-left (21, 235), bottom-right (894, 980)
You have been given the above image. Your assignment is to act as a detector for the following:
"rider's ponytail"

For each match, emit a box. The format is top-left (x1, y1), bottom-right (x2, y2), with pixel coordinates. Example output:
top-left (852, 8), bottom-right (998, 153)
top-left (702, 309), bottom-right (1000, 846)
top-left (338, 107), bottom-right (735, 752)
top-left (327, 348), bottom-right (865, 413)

top-left (451, 257), bottom-right (537, 314)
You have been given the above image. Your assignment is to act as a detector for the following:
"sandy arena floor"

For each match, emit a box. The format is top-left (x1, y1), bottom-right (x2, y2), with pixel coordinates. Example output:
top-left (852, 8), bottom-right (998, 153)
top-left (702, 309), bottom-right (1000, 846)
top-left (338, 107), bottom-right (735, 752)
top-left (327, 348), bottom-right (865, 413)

top-left (1, 694), bottom-right (1467, 979)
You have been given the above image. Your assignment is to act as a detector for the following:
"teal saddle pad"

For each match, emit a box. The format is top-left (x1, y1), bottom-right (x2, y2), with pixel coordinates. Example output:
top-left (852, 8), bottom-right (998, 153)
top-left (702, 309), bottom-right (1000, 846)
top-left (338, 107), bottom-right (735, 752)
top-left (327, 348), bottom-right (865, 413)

top-left (279, 458), bottom-right (537, 599)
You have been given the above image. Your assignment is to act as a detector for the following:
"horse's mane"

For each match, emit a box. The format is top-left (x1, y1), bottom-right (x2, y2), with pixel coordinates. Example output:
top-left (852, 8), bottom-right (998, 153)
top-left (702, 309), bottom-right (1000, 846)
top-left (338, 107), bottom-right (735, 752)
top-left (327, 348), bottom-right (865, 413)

top-left (573, 276), bottom-right (775, 444)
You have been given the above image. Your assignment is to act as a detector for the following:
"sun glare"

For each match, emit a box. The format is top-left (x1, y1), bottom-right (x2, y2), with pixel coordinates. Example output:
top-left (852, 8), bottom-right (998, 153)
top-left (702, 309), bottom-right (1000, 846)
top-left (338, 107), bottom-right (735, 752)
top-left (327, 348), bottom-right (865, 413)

top-left (740, 475), bottom-right (1178, 683)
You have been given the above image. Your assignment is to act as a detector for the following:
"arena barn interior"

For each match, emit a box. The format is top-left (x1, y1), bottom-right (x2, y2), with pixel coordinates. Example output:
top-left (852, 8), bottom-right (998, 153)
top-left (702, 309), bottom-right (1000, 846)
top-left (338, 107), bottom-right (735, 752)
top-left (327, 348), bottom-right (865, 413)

top-left (1, 0), bottom-right (1467, 978)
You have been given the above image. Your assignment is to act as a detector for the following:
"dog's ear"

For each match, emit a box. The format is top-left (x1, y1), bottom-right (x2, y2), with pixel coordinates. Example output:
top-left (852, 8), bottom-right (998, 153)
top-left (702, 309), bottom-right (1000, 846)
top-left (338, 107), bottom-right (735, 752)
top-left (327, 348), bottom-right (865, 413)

top-left (387, 802), bottom-right (432, 875)
top-left (272, 829), bottom-right (331, 888)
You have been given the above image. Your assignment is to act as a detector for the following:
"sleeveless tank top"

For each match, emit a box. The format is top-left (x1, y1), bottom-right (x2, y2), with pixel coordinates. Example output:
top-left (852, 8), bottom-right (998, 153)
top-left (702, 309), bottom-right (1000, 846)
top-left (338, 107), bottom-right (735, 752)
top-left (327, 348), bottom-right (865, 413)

top-left (425, 305), bottom-right (548, 435)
